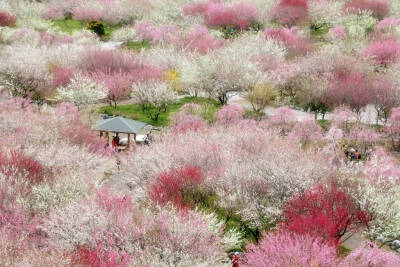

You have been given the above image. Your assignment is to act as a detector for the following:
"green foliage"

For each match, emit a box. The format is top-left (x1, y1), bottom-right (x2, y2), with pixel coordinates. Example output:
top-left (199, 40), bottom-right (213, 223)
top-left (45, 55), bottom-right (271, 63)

top-left (310, 22), bottom-right (330, 39)
top-left (86, 20), bottom-right (105, 36)
top-left (53, 19), bottom-right (85, 34)
top-left (338, 245), bottom-right (352, 258)
top-left (317, 119), bottom-right (331, 131)
top-left (182, 185), bottom-right (275, 250)
top-left (249, 21), bottom-right (264, 32)
top-left (244, 109), bottom-right (266, 120)
top-left (122, 40), bottom-right (151, 52)
top-left (98, 97), bottom-right (220, 127)
top-left (53, 19), bottom-right (122, 38)
top-left (221, 26), bottom-right (240, 39)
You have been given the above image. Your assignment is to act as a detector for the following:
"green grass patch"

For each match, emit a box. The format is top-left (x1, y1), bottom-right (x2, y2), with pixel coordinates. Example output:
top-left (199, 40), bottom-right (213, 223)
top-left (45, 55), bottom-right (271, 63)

top-left (338, 245), bottom-right (352, 258)
top-left (53, 19), bottom-right (122, 39)
top-left (183, 186), bottom-right (275, 251)
top-left (98, 97), bottom-right (221, 127)
top-left (122, 40), bottom-right (151, 52)
top-left (317, 119), bottom-right (331, 131)
top-left (310, 23), bottom-right (330, 39)
top-left (53, 19), bottom-right (85, 34)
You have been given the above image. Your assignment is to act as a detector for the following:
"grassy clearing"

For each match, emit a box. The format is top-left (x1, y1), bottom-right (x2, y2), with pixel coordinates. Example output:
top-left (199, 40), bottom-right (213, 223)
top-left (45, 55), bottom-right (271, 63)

top-left (53, 19), bottom-right (84, 34)
top-left (98, 97), bottom-right (221, 127)
top-left (53, 19), bottom-right (122, 39)
top-left (122, 40), bottom-right (151, 52)
top-left (183, 186), bottom-right (275, 251)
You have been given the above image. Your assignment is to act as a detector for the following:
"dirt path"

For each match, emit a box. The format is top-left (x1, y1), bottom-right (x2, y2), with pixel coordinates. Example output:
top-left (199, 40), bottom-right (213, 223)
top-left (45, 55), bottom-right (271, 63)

top-left (228, 94), bottom-right (381, 124)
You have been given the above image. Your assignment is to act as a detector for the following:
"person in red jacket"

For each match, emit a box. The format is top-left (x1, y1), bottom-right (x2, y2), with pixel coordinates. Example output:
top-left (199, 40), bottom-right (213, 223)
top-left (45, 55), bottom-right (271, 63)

top-left (232, 252), bottom-right (240, 267)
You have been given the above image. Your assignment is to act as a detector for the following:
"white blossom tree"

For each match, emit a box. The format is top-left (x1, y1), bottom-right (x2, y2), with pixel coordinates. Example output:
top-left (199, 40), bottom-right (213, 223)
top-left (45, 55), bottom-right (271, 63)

top-left (131, 80), bottom-right (177, 121)
top-left (55, 74), bottom-right (109, 108)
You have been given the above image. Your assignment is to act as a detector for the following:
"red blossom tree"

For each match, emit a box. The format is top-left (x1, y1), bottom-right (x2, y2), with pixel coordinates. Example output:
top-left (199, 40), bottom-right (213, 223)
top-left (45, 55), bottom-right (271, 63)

top-left (0, 150), bottom-right (45, 186)
top-left (0, 11), bottom-right (17, 27)
top-left (73, 244), bottom-right (131, 267)
top-left (149, 166), bottom-right (205, 209)
top-left (283, 183), bottom-right (371, 246)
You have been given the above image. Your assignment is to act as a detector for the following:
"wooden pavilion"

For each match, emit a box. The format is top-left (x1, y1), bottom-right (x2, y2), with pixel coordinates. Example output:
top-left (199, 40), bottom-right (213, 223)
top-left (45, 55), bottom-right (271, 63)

top-left (93, 116), bottom-right (152, 150)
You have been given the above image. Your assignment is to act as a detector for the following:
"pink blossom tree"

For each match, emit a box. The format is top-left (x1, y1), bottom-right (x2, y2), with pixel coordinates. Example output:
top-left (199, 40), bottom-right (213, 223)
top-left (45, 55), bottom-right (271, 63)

top-left (269, 106), bottom-right (296, 135)
top-left (184, 25), bottom-right (225, 54)
top-left (340, 242), bottom-right (400, 266)
top-left (264, 27), bottom-right (312, 56)
top-left (269, 0), bottom-right (309, 26)
top-left (91, 71), bottom-right (132, 108)
top-left (364, 38), bottom-right (400, 66)
top-left (244, 231), bottom-right (338, 267)
top-left (345, 0), bottom-right (389, 20)
top-left (327, 69), bottom-right (373, 115)
top-left (215, 104), bottom-right (244, 125)
top-left (288, 119), bottom-right (323, 146)
top-left (386, 107), bottom-right (400, 150)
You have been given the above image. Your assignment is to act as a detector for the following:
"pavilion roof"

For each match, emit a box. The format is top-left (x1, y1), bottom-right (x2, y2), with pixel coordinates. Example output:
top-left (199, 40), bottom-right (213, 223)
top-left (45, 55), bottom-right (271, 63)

top-left (93, 116), bottom-right (151, 134)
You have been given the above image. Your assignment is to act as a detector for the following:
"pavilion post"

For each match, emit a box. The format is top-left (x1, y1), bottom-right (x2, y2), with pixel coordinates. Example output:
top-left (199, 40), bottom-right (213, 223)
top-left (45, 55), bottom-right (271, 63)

top-left (134, 133), bottom-right (137, 144)
top-left (100, 131), bottom-right (103, 137)
top-left (127, 133), bottom-right (130, 150)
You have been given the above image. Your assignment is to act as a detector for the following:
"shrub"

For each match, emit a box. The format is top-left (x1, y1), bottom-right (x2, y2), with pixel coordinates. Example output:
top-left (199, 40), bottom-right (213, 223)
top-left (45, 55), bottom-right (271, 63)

top-left (0, 11), bottom-right (17, 27)
top-left (86, 21), bottom-right (105, 37)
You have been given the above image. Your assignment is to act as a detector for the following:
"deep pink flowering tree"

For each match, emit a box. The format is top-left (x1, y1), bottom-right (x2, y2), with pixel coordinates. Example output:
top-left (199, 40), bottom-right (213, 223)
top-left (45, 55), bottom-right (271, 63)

top-left (149, 166), bottom-right (205, 210)
top-left (269, 0), bottom-right (309, 26)
top-left (52, 66), bottom-right (76, 88)
top-left (264, 27), bottom-right (312, 56)
top-left (244, 231), bottom-right (338, 267)
top-left (183, 1), bottom-right (259, 30)
top-left (184, 25), bottom-right (224, 54)
top-left (327, 69), bottom-right (373, 115)
top-left (364, 38), bottom-right (400, 66)
top-left (283, 183), bottom-right (371, 246)
top-left (91, 71), bottom-right (132, 108)
top-left (0, 11), bottom-right (17, 27)
top-left (345, 0), bottom-right (389, 20)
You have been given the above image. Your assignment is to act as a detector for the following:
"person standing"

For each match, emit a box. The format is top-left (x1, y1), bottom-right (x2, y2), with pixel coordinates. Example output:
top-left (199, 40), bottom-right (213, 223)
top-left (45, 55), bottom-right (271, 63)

top-left (355, 149), bottom-right (361, 162)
